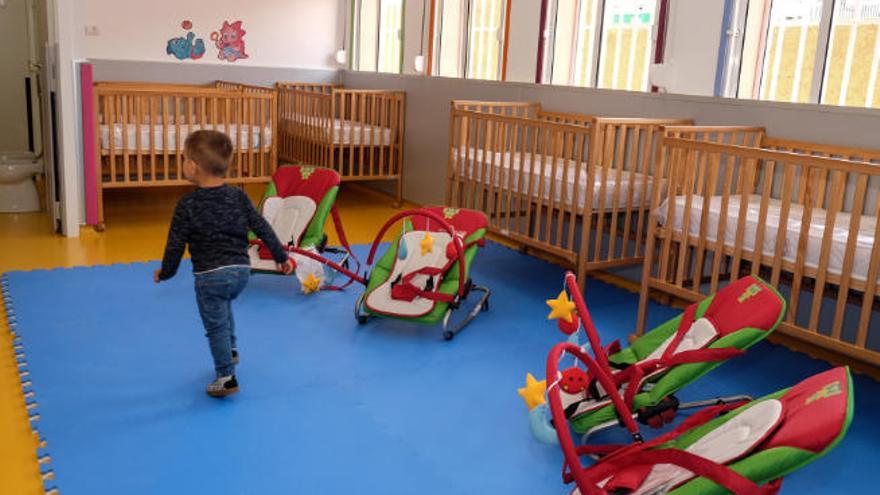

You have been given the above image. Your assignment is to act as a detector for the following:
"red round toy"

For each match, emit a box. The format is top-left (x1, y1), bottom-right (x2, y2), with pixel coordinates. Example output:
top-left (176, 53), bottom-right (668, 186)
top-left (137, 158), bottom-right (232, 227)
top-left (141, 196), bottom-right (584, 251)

top-left (557, 312), bottom-right (580, 335)
top-left (181, 20), bottom-right (193, 30)
top-left (560, 367), bottom-right (589, 394)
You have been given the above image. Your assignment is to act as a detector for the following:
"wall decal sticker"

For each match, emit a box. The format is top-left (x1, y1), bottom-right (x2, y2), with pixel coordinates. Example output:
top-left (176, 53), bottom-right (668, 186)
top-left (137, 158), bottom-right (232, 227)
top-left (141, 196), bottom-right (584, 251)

top-left (166, 20), bottom-right (205, 60)
top-left (211, 20), bottom-right (249, 62)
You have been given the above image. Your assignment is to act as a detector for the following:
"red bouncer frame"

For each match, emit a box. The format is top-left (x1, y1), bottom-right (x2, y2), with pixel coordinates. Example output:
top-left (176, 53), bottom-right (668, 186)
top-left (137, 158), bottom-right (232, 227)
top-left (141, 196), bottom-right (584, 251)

top-left (546, 273), bottom-right (779, 495)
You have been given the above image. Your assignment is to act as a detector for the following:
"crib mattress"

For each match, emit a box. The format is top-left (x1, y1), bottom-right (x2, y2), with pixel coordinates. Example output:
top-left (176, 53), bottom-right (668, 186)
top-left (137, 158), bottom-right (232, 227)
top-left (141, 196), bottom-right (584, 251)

top-left (655, 194), bottom-right (879, 283)
top-left (99, 123), bottom-right (272, 152)
top-left (281, 116), bottom-right (394, 146)
top-left (452, 148), bottom-right (660, 211)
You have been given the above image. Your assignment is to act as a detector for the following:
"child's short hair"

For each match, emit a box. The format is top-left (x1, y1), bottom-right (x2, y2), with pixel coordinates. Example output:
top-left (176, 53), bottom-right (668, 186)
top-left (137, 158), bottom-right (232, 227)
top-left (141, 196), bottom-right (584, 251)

top-left (184, 130), bottom-right (234, 177)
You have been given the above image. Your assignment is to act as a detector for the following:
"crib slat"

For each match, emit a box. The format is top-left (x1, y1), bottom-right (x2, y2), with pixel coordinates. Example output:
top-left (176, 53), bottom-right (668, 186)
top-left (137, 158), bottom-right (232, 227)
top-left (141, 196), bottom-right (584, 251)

top-left (809, 170), bottom-right (846, 331)
top-left (358, 94), bottom-right (367, 178)
top-left (608, 125), bottom-right (627, 260)
top-left (593, 124), bottom-right (614, 262)
top-left (106, 95), bottom-right (117, 184)
top-left (161, 97), bottom-right (169, 180)
top-left (149, 97), bottom-right (157, 181)
top-left (621, 126), bottom-right (640, 258)
top-left (832, 174), bottom-right (867, 339)
top-left (567, 133), bottom-right (586, 251)
top-left (709, 153), bottom-right (736, 292)
top-left (633, 126), bottom-right (654, 259)
top-left (855, 198), bottom-right (880, 347)
top-left (675, 148), bottom-right (699, 287)
top-left (729, 157), bottom-right (758, 283)
top-left (692, 148), bottom-right (720, 292)
top-left (788, 167), bottom-right (818, 326)
top-left (544, 131), bottom-right (562, 245)
top-left (657, 141), bottom-right (682, 282)
top-left (122, 96), bottom-right (130, 183)
top-left (751, 160), bottom-right (776, 277)
top-left (487, 116), bottom-right (502, 223)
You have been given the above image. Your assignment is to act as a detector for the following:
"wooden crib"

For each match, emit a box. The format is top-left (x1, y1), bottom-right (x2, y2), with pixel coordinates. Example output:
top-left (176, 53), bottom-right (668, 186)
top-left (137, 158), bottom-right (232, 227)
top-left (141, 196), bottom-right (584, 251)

top-left (276, 82), bottom-right (406, 206)
top-left (446, 100), bottom-right (691, 282)
top-left (92, 81), bottom-right (278, 229)
top-left (637, 127), bottom-right (880, 375)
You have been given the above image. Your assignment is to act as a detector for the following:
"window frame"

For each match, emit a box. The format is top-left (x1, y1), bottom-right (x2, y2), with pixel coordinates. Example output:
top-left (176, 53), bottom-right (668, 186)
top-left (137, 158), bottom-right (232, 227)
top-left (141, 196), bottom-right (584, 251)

top-left (729, 0), bottom-right (880, 108)
top-left (430, 0), bottom-right (512, 80)
top-left (540, 0), bottom-right (667, 92)
top-left (352, 0), bottom-right (405, 73)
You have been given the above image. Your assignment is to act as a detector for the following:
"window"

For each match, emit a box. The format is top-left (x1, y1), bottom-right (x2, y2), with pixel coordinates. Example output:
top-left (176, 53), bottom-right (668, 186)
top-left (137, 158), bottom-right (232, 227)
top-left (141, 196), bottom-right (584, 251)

top-left (542, 0), bottom-right (662, 91)
top-left (822, 0), bottom-right (880, 107)
top-left (467, 0), bottom-right (507, 80)
top-left (759, 0), bottom-right (823, 103)
top-left (353, 0), bottom-right (403, 73)
top-left (733, 0), bottom-right (880, 108)
top-left (431, 0), bottom-right (511, 80)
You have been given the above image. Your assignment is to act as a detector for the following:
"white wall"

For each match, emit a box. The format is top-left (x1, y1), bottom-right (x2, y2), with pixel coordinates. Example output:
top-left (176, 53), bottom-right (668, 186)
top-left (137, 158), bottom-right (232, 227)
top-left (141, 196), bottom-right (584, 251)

top-left (75, 0), bottom-right (342, 69)
top-left (656, 0), bottom-right (726, 97)
top-left (505, 0), bottom-right (541, 83)
top-left (0, 0), bottom-right (32, 150)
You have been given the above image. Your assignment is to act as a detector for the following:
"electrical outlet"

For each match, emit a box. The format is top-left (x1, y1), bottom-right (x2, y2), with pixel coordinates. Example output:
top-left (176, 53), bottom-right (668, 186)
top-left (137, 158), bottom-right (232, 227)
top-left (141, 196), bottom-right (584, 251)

top-left (84, 25), bottom-right (100, 36)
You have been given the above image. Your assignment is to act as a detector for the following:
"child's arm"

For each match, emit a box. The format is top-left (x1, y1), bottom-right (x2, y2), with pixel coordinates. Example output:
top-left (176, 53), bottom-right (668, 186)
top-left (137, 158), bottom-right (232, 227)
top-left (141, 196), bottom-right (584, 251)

top-left (155, 201), bottom-right (190, 282)
top-left (242, 192), bottom-right (289, 265)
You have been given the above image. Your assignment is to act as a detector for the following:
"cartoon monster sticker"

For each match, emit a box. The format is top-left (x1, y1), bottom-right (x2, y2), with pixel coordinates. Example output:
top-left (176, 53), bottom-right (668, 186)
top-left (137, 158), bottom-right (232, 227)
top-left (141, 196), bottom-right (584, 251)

top-left (211, 21), bottom-right (249, 63)
top-left (166, 20), bottom-right (205, 61)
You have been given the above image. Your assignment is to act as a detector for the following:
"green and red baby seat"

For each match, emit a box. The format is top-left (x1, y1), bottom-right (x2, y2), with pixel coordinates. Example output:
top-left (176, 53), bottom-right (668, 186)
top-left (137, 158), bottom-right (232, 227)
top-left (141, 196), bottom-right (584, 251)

top-left (535, 273), bottom-right (853, 494)
top-left (248, 165), bottom-right (359, 290)
top-left (249, 165), bottom-right (490, 337)
top-left (356, 206), bottom-right (491, 340)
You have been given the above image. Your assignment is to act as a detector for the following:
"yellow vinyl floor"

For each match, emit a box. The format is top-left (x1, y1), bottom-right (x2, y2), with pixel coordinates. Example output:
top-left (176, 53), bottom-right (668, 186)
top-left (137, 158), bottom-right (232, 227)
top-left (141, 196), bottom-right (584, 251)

top-left (0, 185), bottom-right (411, 494)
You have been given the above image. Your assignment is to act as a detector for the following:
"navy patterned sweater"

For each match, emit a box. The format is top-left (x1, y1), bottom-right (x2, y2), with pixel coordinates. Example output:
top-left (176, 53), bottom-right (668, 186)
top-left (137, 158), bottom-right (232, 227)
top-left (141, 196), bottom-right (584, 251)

top-left (158, 185), bottom-right (288, 280)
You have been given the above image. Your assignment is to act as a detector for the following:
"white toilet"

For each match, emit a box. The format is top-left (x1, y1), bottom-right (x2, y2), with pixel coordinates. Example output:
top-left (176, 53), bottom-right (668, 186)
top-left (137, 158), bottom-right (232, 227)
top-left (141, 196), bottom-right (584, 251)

top-left (0, 152), bottom-right (43, 213)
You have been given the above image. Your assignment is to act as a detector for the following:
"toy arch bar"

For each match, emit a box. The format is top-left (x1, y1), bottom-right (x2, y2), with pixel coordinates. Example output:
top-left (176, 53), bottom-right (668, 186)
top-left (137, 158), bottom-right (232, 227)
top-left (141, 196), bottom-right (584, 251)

top-left (365, 208), bottom-right (468, 298)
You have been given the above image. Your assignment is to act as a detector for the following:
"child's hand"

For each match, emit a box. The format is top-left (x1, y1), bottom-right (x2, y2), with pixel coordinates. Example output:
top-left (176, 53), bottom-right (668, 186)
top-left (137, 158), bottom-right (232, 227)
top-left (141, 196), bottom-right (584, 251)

top-left (153, 269), bottom-right (162, 283)
top-left (278, 260), bottom-right (294, 275)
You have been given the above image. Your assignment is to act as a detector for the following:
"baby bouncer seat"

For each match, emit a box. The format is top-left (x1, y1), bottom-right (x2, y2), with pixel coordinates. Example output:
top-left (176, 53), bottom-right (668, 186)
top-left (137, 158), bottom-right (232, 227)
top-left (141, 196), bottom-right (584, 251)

top-left (354, 207), bottom-right (491, 340)
top-left (248, 165), bottom-right (359, 292)
top-left (526, 272), bottom-right (785, 443)
top-left (539, 273), bottom-right (852, 494)
top-left (546, 344), bottom-right (853, 494)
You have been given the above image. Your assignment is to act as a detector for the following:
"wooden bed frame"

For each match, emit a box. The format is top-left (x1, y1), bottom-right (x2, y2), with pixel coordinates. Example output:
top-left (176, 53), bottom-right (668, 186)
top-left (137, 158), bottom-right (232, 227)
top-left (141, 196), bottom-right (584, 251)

top-left (276, 82), bottom-right (406, 206)
top-left (446, 100), bottom-right (691, 282)
top-left (92, 81), bottom-right (278, 229)
top-left (637, 126), bottom-right (880, 375)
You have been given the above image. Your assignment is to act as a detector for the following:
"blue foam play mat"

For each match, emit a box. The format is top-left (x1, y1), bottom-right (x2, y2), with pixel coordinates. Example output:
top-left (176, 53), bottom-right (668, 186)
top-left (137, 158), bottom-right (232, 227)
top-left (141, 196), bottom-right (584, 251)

top-left (3, 242), bottom-right (878, 494)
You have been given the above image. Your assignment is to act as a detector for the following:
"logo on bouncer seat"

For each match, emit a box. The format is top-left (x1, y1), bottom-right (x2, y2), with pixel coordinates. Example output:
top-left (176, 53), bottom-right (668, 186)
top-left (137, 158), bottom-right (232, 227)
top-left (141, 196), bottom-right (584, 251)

top-left (737, 283), bottom-right (763, 304)
top-left (805, 381), bottom-right (842, 405)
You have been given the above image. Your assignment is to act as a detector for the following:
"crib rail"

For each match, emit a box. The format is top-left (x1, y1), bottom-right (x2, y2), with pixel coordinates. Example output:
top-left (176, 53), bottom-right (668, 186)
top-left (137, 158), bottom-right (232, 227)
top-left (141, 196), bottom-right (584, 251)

top-left (214, 80), bottom-right (277, 96)
top-left (92, 83), bottom-right (278, 228)
top-left (447, 104), bottom-right (689, 278)
top-left (451, 100), bottom-right (540, 118)
top-left (638, 136), bottom-right (880, 370)
top-left (276, 83), bottom-right (406, 205)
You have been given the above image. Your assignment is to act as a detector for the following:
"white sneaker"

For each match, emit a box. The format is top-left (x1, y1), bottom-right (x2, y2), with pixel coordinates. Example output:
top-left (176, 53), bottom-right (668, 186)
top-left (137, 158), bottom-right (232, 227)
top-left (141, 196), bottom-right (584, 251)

top-left (206, 375), bottom-right (239, 397)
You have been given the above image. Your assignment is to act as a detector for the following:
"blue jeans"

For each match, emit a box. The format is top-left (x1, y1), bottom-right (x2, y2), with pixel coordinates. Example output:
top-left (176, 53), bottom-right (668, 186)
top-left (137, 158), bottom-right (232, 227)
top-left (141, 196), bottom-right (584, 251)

top-left (194, 266), bottom-right (250, 377)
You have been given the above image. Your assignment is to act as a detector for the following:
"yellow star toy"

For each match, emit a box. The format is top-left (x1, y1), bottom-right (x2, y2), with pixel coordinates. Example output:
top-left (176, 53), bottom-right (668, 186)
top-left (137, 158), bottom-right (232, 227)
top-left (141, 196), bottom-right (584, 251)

top-left (546, 290), bottom-right (576, 323)
top-left (420, 232), bottom-right (434, 256)
top-left (301, 273), bottom-right (322, 294)
top-left (518, 373), bottom-right (547, 411)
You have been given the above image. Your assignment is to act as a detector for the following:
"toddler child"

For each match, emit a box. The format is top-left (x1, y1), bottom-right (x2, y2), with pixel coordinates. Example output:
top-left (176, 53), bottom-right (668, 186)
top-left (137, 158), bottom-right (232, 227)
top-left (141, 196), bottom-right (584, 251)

top-left (154, 130), bottom-right (293, 397)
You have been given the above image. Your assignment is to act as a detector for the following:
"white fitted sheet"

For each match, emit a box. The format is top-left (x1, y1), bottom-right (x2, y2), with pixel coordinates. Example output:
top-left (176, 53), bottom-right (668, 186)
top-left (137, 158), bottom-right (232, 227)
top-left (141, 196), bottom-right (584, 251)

top-left (655, 194), bottom-right (879, 283)
top-left (281, 115), bottom-right (394, 146)
top-left (452, 148), bottom-right (661, 211)
top-left (99, 123), bottom-right (272, 152)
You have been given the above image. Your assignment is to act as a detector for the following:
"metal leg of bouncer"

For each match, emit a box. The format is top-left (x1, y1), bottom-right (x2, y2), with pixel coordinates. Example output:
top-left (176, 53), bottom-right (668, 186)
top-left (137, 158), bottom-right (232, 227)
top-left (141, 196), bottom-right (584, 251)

top-left (442, 285), bottom-right (490, 341)
top-left (354, 292), bottom-right (371, 325)
top-left (579, 394), bottom-right (754, 447)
